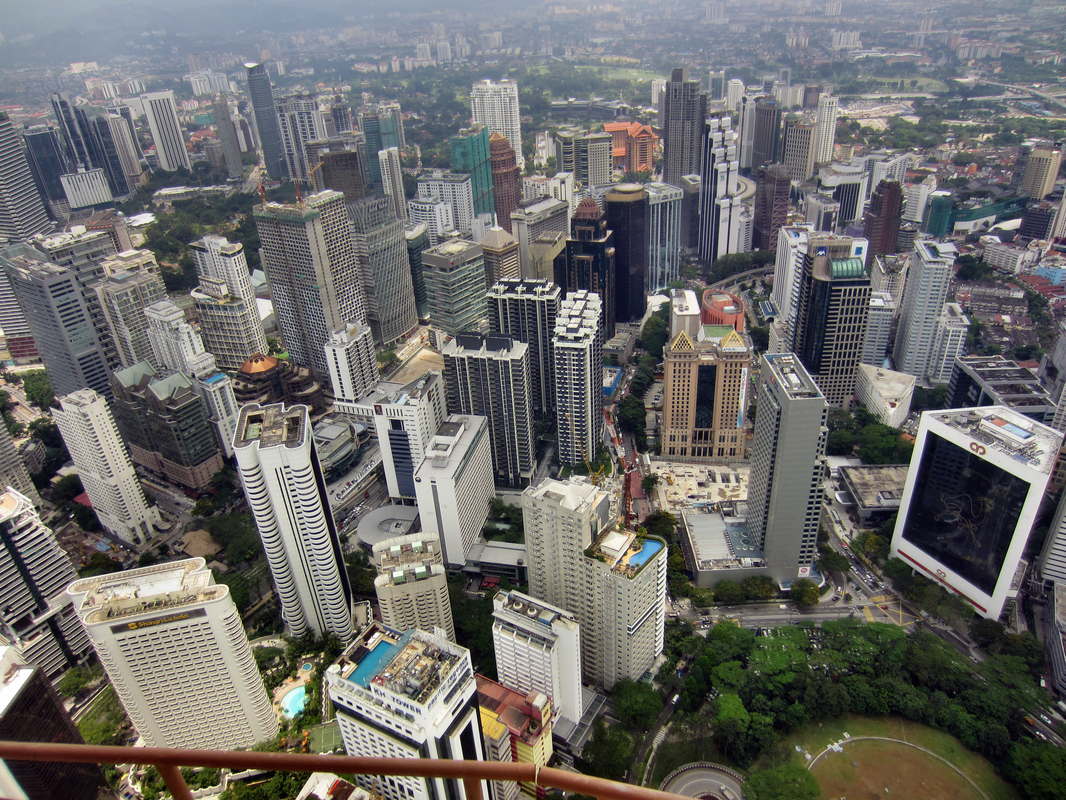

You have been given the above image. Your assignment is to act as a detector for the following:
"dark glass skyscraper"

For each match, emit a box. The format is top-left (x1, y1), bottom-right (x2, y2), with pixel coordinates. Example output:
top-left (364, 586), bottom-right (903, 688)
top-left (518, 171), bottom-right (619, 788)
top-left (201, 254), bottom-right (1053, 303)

top-left (451, 124), bottom-right (494, 218)
top-left (753, 164), bottom-right (791, 251)
top-left (751, 98), bottom-right (782, 168)
top-left (245, 62), bottom-right (288, 180)
top-left (22, 125), bottom-right (70, 207)
top-left (49, 92), bottom-right (91, 168)
top-left (359, 102), bottom-right (404, 191)
top-left (607, 184), bottom-right (649, 324)
top-left (554, 198), bottom-right (616, 339)
top-left (862, 179), bottom-right (904, 267)
top-left (661, 67), bottom-right (707, 187)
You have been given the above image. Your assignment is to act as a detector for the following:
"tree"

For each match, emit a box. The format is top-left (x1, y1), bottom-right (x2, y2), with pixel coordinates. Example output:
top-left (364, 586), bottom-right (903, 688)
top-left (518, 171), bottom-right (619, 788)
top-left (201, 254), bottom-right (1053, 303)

top-left (611, 678), bottom-right (664, 730)
top-left (826, 429), bottom-right (857, 456)
top-left (78, 551), bottom-right (123, 578)
top-left (955, 254), bottom-right (993, 281)
top-left (790, 578), bottom-right (821, 608)
top-left (641, 473), bottom-right (660, 494)
top-left (58, 665), bottom-right (95, 697)
top-left (818, 551), bottom-right (850, 575)
top-left (749, 326), bottom-right (769, 352)
top-left (617, 395), bottom-right (646, 433)
top-left (641, 315), bottom-right (669, 359)
top-left (743, 764), bottom-right (822, 800)
top-left (580, 720), bottom-right (631, 782)
top-left (1008, 741), bottom-right (1066, 800)
top-left (714, 580), bottom-right (746, 604)
top-left (51, 474), bottom-right (84, 505)
top-left (21, 371), bottom-right (55, 409)
top-left (71, 503), bottom-right (102, 532)
top-left (742, 575), bottom-right (776, 601)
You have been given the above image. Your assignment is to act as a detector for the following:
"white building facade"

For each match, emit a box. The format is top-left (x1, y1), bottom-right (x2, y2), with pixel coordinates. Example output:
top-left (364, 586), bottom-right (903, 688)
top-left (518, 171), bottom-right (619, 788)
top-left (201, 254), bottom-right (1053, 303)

top-left (471, 80), bottom-right (524, 169)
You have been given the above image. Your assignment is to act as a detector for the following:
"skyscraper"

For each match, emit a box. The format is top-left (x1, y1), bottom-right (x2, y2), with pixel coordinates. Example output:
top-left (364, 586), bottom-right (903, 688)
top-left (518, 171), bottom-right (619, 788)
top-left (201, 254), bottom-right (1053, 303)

top-left (443, 333), bottom-right (534, 487)
top-left (67, 558), bottom-right (279, 749)
top-left (481, 226), bottom-right (521, 287)
top-left (358, 101), bottom-right (405, 190)
top-left (554, 199), bottom-right (616, 340)
top-left (890, 407), bottom-right (1061, 619)
top-left (140, 91), bottom-right (191, 172)
top-left (606, 184), bottom-right (649, 323)
top-left (486, 278), bottom-right (560, 417)
top-left (894, 241), bottom-right (957, 382)
top-left (349, 196), bottom-right (418, 347)
top-left (190, 235), bottom-right (268, 372)
top-left (697, 117), bottom-right (745, 263)
top-left (54, 389), bottom-right (161, 542)
top-left (554, 131), bottom-right (612, 189)
top-left (246, 63), bottom-right (288, 180)
top-left (91, 262), bottom-right (168, 369)
top-left (661, 67), bottom-right (707, 187)
top-left (471, 80), bottom-right (523, 170)
top-left (451, 124), bottom-right (495, 218)
top-left (646, 182), bottom-right (683, 291)
top-left (276, 95), bottom-right (327, 183)
top-left (254, 190), bottom-right (368, 384)
top-left (815, 94), bottom-right (839, 164)
top-left (523, 478), bottom-right (666, 689)
top-left (554, 291), bottom-right (603, 466)
top-left (781, 114), bottom-right (817, 181)
top-left (406, 223), bottom-right (431, 319)
top-left (372, 371), bottom-right (447, 501)
top-left (0, 114), bottom-right (51, 240)
top-left (746, 354), bottom-right (828, 585)
top-left (22, 125), bottom-right (71, 211)
top-left (510, 197), bottom-right (570, 278)
top-left (1020, 142), bottom-right (1063, 200)
top-left (378, 146), bottom-right (407, 222)
top-left (661, 326), bottom-right (751, 459)
top-left (490, 132), bottom-right (521, 233)
top-left (0, 426), bottom-right (38, 505)
top-left (751, 98), bottom-right (782, 168)
top-left (862, 179), bottom-right (904, 266)
top-left (233, 403), bottom-right (355, 641)
top-left (327, 624), bottom-right (487, 800)
top-left (736, 94), bottom-right (758, 169)
top-left (324, 321), bottom-right (377, 415)
top-left (790, 241), bottom-right (871, 407)
top-left (753, 164), bottom-right (791, 251)
top-left (0, 646), bottom-right (108, 800)
top-left (422, 239), bottom-right (487, 335)
top-left (211, 95), bottom-right (244, 180)
top-left (372, 532), bottom-right (454, 641)
top-left (49, 92), bottom-right (92, 169)
top-left (313, 140), bottom-right (368, 202)
top-left (418, 171), bottom-right (476, 235)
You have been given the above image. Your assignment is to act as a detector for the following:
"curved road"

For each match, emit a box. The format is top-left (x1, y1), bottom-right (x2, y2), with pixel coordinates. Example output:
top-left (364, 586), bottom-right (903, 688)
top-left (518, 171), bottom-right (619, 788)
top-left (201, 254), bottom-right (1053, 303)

top-left (661, 765), bottom-right (744, 799)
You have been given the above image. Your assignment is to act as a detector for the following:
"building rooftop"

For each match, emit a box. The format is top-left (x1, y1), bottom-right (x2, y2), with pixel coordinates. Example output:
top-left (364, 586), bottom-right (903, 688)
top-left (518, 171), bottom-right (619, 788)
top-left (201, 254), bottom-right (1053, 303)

top-left (529, 478), bottom-right (605, 515)
top-left (356, 505), bottom-right (420, 550)
top-left (331, 624), bottom-right (460, 705)
top-left (682, 510), bottom-right (764, 570)
top-left (926, 406), bottom-right (1063, 474)
top-left (838, 465), bottom-right (909, 514)
top-left (587, 528), bottom-right (665, 579)
top-left (858, 364), bottom-right (915, 403)
top-left (0, 648), bottom-right (33, 716)
top-left (763, 353), bottom-right (824, 400)
top-left (417, 415), bottom-right (486, 475)
top-left (234, 403), bottom-right (308, 449)
top-left (494, 590), bottom-right (576, 631)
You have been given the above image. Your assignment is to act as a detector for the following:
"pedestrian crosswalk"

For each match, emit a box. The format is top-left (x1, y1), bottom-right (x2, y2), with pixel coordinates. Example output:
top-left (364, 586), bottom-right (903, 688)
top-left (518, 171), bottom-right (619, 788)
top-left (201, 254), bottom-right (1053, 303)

top-left (862, 605), bottom-right (876, 622)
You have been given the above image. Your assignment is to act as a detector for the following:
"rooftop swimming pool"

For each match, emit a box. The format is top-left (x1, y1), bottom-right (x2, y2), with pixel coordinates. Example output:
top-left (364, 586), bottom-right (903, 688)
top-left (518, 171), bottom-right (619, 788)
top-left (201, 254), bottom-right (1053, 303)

top-left (627, 539), bottom-right (663, 568)
top-left (280, 685), bottom-right (306, 718)
top-left (347, 639), bottom-right (398, 687)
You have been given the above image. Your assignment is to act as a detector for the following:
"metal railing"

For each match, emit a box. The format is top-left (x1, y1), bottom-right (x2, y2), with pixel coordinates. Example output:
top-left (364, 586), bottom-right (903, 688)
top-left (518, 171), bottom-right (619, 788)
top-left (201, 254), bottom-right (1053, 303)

top-left (0, 741), bottom-right (692, 800)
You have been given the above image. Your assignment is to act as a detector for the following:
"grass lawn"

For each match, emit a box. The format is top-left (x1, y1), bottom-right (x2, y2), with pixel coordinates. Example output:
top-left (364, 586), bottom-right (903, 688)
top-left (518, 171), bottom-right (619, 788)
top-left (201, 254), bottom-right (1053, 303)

top-left (766, 715), bottom-right (1019, 800)
top-left (813, 739), bottom-right (984, 800)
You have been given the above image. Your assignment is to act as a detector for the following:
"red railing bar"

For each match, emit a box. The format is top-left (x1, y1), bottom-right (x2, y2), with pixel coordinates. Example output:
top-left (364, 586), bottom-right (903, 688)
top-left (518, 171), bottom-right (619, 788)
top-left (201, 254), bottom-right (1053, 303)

top-left (0, 742), bottom-right (691, 800)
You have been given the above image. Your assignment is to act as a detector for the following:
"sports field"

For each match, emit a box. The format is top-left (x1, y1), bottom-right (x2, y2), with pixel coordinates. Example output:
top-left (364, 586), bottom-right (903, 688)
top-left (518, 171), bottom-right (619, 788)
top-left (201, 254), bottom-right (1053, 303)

top-left (811, 738), bottom-right (984, 800)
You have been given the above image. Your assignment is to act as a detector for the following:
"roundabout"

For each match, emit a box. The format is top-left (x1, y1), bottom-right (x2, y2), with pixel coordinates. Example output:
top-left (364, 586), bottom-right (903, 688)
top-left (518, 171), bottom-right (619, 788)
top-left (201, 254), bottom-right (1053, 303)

top-left (660, 763), bottom-right (744, 800)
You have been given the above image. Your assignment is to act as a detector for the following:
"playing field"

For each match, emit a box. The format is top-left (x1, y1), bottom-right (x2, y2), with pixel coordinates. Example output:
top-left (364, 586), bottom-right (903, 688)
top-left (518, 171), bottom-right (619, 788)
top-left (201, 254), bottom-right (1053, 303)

top-left (811, 738), bottom-right (984, 800)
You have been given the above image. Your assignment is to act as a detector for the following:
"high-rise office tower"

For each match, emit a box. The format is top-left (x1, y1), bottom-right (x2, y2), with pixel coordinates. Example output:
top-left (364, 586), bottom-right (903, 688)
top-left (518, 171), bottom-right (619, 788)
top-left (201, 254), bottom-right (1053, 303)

top-left (0, 262), bottom-right (36, 364)
top-left (450, 124), bottom-right (495, 218)
top-left (523, 478), bottom-right (667, 689)
top-left (140, 91), bottom-right (191, 172)
top-left (309, 139), bottom-right (369, 202)
top-left (1020, 142), bottom-right (1063, 200)
top-left (406, 223), bottom-right (431, 319)
top-left (487, 278), bottom-right (560, 417)
top-left (84, 113), bottom-right (133, 197)
top-left (894, 241), bottom-right (957, 382)
top-left (0, 114), bottom-right (51, 240)
top-left (190, 235), bottom-right (268, 372)
top-left (92, 261), bottom-right (168, 369)
top-left (606, 184), bottom-right (648, 323)
top-left (21, 125), bottom-right (70, 213)
top-left (0, 488), bottom-right (90, 677)
top-left (553, 198), bottom-right (616, 340)
top-left (708, 69), bottom-right (726, 101)
top-left (1, 246), bottom-right (111, 398)
top-left (862, 179), bottom-right (904, 267)
top-left (870, 252), bottom-right (908, 306)
top-left (510, 197), bottom-right (570, 278)
top-left (890, 407), bottom-right (1061, 619)
top-left (408, 198), bottom-right (455, 246)
top-left (860, 292), bottom-right (895, 367)
top-left (254, 190), bottom-right (368, 384)
top-left (372, 532), bottom-right (454, 641)
top-left (422, 239), bottom-right (487, 335)
top-left (233, 403), bottom-right (355, 641)
top-left (0, 646), bottom-right (108, 800)
top-left (815, 94), bottom-right (839, 164)
top-left (481, 227), bottom-right (521, 287)
top-left (858, 150), bottom-right (909, 199)
top-left (471, 80), bottom-right (523, 170)
top-left (110, 362), bottom-right (225, 490)
top-left (246, 62), bottom-right (288, 180)
top-left (413, 415), bottom-right (493, 566)
top-left (349, 196), bottom-right (418, 347)
top-left (928, 303), bottom-right (970, 385)
top-left (661, 67), bottom-right (707, 187)
top-left (791, 241), bottom-right (871, 407)
top-left (0, 427), bottom-right (38, 505)
top-left (327, 624), bottom-right (487, 800)
top-left (782, 114), bottom-right (817, 181)
top-left (67, 558), bottom-right (279, 748)
top-left (102, 112), bottom-right (144, 193)
top-left (490, 133), bottom-right (521, 233)
top-left (646, 182), bottom-right (683, 292)
top-left (491, 590), bottom-right (584, 728)
top-left (751, 98), bottom-right (782, 168)
top-left (49, 92), bottom-right (92, 169)
top-left (816, 163), bottom-right (869, 226)
top-left (211, 95), bottom-right (244, 180)
top-left (747, 354), bottom-right (828, 584)
top-left (726, 79), bottom-right (744, 111)
top-left (736, 94), bottom-right (758, 169)
top-left (753, 164), bottom-right (791, 251)
top-left (948, 355), bottom-right (1056, 425)
top-left (372, 371), bottom-right (447, 501)
top-left (324, 321), bottom-right (377, 415)
top-left (358, 101), bottom-right (405, 190)
top-left (662, 326), bottom-right (751, 459)
top-left (554, 291), bottom-right (603, 465)
top-left (418, 171), bottom-right (476, 235)
top-left (697, 117), bottom-right (747, 263)
top-left (477, 676), bottom-right (554, 800)
top-left (554, 131), bottom-right (612, 189)
top-left (378, 146), bottom-right (407, 222)
top-left (276, 95), bottom-right (327, 182)
top-left (54, 389), bottom-right (161, 542)
top-left (443, 333), bottom-right (534, 487)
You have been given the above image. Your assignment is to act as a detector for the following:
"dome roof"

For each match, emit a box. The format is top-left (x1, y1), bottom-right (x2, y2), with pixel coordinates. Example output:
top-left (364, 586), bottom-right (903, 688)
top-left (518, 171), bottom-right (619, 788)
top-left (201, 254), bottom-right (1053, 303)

top-left (239, 353), bottom-right (279, 375)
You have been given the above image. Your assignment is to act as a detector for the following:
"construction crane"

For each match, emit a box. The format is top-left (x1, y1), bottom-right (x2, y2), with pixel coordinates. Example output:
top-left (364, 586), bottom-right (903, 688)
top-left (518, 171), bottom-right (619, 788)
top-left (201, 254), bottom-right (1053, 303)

top-left (566, 413), bottom-right (604, 485)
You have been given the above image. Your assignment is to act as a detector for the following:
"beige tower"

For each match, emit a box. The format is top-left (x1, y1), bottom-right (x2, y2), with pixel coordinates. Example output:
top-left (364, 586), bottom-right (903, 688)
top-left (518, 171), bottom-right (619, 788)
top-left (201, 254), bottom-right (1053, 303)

top-left (1021, 143), bottom-right (1063, 200)
top-left (372, 532), bottom-right (455, 642)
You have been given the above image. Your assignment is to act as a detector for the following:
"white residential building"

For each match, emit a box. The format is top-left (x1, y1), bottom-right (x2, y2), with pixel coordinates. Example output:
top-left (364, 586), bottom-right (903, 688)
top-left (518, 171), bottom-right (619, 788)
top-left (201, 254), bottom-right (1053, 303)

top-left (492, 590), bottom-right (584, 728)
top-left (815, 94), bottom-right (838, 163)
top-left (325, 322), bottom-right (377, 416)
top-left (233, 403), bottom-right (355, 641)
top-left (860, 291), bottom-right (895, 367)
top-left (53, 389), bottom-right (161, 543)
top-left (471, 80), bottom-right (524, 169)
top-left (554, 291), bottom-right (603, 466)
top-left (413, 415), bottom-right (493, 566)
top-left (66, 558), bottom-right (278, 749)
top-left (371, 371), bottom-right (447, 501)
top-left (378, 147), bottom-right (407, 222)
top-left (276, 95), bottom-right (328, 183)
top-left (418, 171), bottom-right (475, 236)
top-left (372, 532), bottom-right (454, 642)
top-left (60, 168), bottom-right (113, 209)
top-left (894, 241), bottom-right (957, 382)
top-left (407, 198), bottom-right (455, 247)
top-left (854, 364), bottom-right (914, 428)
top-left (904, 176), bottom-right (937, 223)
top-left (929, 303), bottom-right (971, 385)
top-left (140, 91), bottom-right (191, 171)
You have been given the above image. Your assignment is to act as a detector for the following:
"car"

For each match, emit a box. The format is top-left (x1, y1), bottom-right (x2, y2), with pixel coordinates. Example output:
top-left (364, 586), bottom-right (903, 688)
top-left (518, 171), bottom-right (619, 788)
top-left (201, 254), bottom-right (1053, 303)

top-left (831, 596), bottom-right (840, 602)
top-left (880, 605), bottom-right (888, 610)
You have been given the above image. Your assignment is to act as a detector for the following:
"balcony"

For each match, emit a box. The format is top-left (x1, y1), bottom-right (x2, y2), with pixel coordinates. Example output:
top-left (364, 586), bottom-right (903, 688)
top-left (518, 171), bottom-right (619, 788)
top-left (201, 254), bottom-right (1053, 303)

top-left (0, 741), bottom-right (691, 800)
